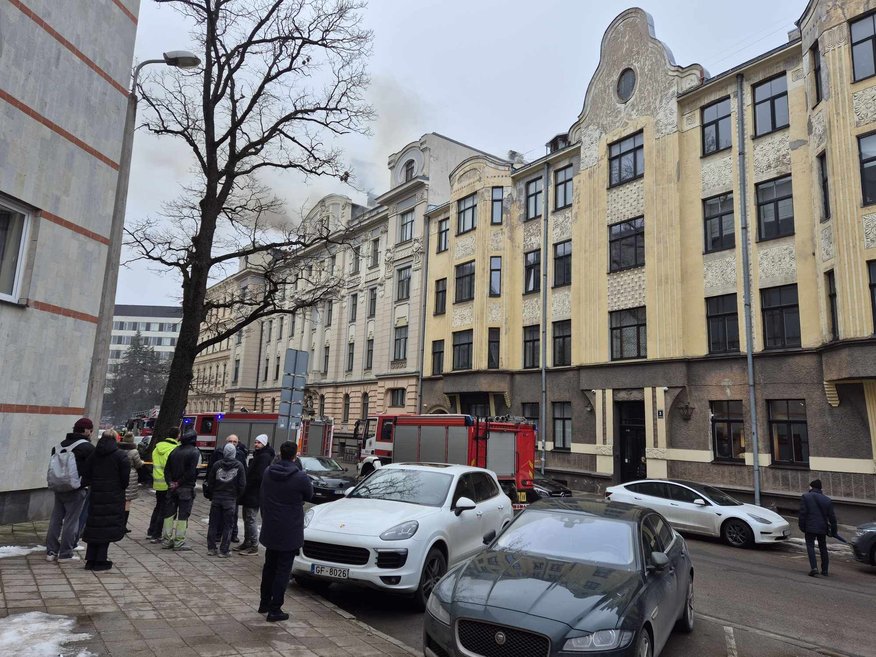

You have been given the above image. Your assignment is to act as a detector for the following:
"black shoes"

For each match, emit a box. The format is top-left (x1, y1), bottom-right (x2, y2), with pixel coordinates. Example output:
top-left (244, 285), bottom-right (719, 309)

top-left (258, 604), bottom-right (268, 613)
top-left (93, 561), bottom-right (113, 572)
top-left (266, 611), bottom-right (289, 622)
top-left (808, 569), bottom-right (819, 577)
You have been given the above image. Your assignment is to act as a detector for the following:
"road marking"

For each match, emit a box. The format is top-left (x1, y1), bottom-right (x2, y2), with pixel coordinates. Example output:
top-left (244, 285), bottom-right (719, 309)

top-left (724, 626), bottom-right (738, 657)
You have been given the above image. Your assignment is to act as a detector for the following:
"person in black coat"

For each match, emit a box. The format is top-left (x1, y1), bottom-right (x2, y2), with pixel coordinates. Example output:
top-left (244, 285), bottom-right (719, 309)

top-left (798, 479), bottom-right (838, 577)
top-left (258, 441), bottom-right (313, 621)
top-left (206, 443), bottom-right (247, 557)
top-left (205, 434), bottom-right (247, 543)
top-left (236, 435), bottom-right (275, 554)
top-left (80, 431), bottom-right (130, 571)
top-left (162, 429), bottom-right (201, 551)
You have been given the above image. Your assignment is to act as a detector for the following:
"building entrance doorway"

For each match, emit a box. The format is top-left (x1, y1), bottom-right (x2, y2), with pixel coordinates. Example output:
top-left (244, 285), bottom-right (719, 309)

top-left (617, 400), bottom-right (646, 482)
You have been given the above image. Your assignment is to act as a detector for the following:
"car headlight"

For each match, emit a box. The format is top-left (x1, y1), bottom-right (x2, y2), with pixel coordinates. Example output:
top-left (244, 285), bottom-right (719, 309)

top-left (379, 520), bottom-right (419, 541)
top-left (747, 513), bottom-right (773, 525)
top-left (425, 592), bottom-right (451, 625)
top-left (562, 630), bottom-right (634, 652)
top-left (304, 508), bottom-right (314, 528)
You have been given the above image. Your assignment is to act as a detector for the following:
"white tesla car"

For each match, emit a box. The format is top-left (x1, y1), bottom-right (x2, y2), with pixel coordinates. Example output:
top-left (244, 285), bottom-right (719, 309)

top-left (605, 479), bottom-right (790, 548)
top-left (292, 463), bottom-right (513, 608)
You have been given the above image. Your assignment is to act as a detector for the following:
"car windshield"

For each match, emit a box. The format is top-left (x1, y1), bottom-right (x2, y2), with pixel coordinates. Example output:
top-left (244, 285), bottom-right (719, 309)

top-left (494, 509), bottom-right (637, 569)
top-left (299, 456), bottom-right (344, 473)
top-left (689, 483), bottom-right (742, 506)
top-left (349, 468), bottom-right (452, 507)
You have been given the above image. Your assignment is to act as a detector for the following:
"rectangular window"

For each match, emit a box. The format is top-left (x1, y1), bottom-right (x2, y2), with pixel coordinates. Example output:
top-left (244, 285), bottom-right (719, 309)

top-left (275, 355), bottom-right (281, 380)
top-left (525, 177), bottom-right (543, 220)
top-left (552, 402), bottom-right (572, 450)
top-left (489, 257), bottom-right (502, 297)
top-left (523, 324), bottom-right (540, 369)
top-left (233, 358), bottom-right (240, 384)
top-left (859, 133), bottom-right (876, 206)
top-left (277, 317), bottom-right (284, 341)
top-left (524, 249), bottom-right (541, 294)
top-left (370, 238), bottom-right (380, 268)
top-left (756, 176), bottom-right (794, 240)
top-left (706, 294), bottom-right (739, 354)
top-left (811, 43), bottom-right (823, 106)
top-left (761, 284), bottom-right (801, 349)
top-left (491, 187), bottom-right (504, 224)
top-left (455, 261), bottom-right (475, 302)
top-left (870, 261), bottom-right (876, 330)
top-left (325, 301), bottom-right (333, 326)
top-left (522, 403), bottom-right (539, 432)
top-left (554, 165), bottom-right (573, 210)
top-left (610, 307), bottom-right (647, 360)
top-left (347, 342), bottom-right (355, 372)
top-left (263, 357), bottom-right (269, 381)
top-left (393, 325), bottom-right (408, 361)
top-left (290, 310), bottom-right (296, 335)
top-left (351, 245), bottom-right (361, 274)
top-left (396, 266), bottom-right (411, 301)
top-left (552, 320), bottom-right (571, 366)
top-left (818, 152), bottom-right (831, 221)
top-left (711, 400), bottom-right (744, 462)
top-left (826, 270), bottom-right (838, 341)
top-left (368, 287), bottom-right (377, 318)
top-left (457, 193), bottom-right (477, 234)
top-left (398, 210), bottom-right (414, 243)
top-left (852, 13), bottom-right (876, 82)
top-left (702, 97), bottom-right (732, 155)
top-left (365, 338), bottom-right (374, 370)
top-left (349, 293), bottom-right (358, 323)
top-left (609, 217), bottom-right (645, 271)
top-left (609, 131), bottom-right (644, 186)
top-left (452, 330), bottom-right (473, 370)
top-left (437, 218), bottom-right (449, 253)
top-left (768, 400), bottom-right (809, 466)
top-left (488, 328), bottom-right (500, 369)
top-left (553, 240), bottom-right (572, 287)
top-left (703, 193), bottom-right (735, 252)
top-left (323, 346), bottom-right (330, 372)
top-left (753, 74), bottom-right (789, 137)
top-left (434, 278), bottom-right (447, 314)
top-left (432, 340), bottom-right (444, 375)
top-left (266, 320), bottom-right (272, 342)
top-left (389, 388), bottom-right (406, 408)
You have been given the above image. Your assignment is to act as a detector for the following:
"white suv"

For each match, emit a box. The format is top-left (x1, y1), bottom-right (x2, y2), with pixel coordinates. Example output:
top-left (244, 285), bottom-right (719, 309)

top-left (292, 463), bottom-right (513, 609)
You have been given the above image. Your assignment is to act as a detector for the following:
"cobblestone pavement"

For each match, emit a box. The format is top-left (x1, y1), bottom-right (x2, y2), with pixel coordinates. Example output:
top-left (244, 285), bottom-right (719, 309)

top-left (0, 490), bottom-right (417, 657)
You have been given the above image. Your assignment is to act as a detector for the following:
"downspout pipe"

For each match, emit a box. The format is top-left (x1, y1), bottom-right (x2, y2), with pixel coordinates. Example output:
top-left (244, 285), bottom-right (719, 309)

top-left (540, 162), bottom-right (551, 474)
top-left (417, 213), bottom-right (431, 413)
top-left (736, 72), bottom-right (762, 506)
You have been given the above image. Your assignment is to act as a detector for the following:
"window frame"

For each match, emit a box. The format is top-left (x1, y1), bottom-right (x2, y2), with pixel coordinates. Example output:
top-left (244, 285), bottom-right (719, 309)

top-left (364, 338), bottom-right (374, 370)
top-left (552, 401), bottom-right (572, 450)
top-left (404, 159), bottom-right (415, 182)
top-left (524, 249), bottom-right (541, 294)
top-left (393, 325), bottom-right (408, 361)
top-left (752, 74), bottom-right (789, 137)
top-left (487, 327), bottom-right (500, 369)
top-left (368, 286), bottom-right (377, 318)
top-left (525, 177), bottom-right (543, 221)
top-left (434, 277), bottom-right (447, 315)
top-left (457, 193), bottom-right (477, 235)
top-left (369, 238), bottom-right (380, 269)
top-left (711, 400), bottom-right (744, 463)
top-left (553, 240), bottom-right (572, 287)
top-left (325, 301), bottom-right (333, 327)
top-left (491, 187), bottom-right (504, 225)
top-left (858, 132), bottom-right (876, 206)
top-left (342, 394), bottom-right (351, 423)
top-left (768, 399), bottom-right (809, 466)
top-left (706, 294), bottom-right (740, 354)
top-left (398, 209), bottom-right (414, 243)
top-left (554, 165), bottom-right (573, 210)
top-left (608, 131), bottom-right (644, 187)
top-left (851, 13), bottom-right (876, 83)
top-left (349, 293), bottom-right (358, 323)
top-left (0, 201), bottom-right (34, 301)
top-left (455, 261), bottom-right (475, 303)
top-left (322, 345), bottom-right (330, 372)
top-left (610, 306), bottom-right (647, 361)
top-left (346, 341), bottom-right (355, 372)
top-left (701, 97), bottom-right (732, 156)
top-left (523, 324), bottom-right (540, 369)
top-left (489, 256), bottom-right (502, 297)
top-left (552, 319), bottom-right (572, 367)
top-left (869, 261), bottom-right (876, 332)
top-left (396, 265), bottom-right (411, 301)
top-left (703, 193), bottom-right (735, 253)
top-left (436, 218), bottom-right (449, 253)
top-left (811, 43), bottom-right (823, 106)
top-left (756, 175), bottom-right (795, 241)
top-left (826, 270), bottom-right (838, 341)
top-left (432, 339), bottom-right (444, 376)
top-left (452, 330), bottom-right (473, 370)
top-left (609, 217), bottom-right (645, 272)
top-left (389, 388), bottom-right (406, 408)
top-left (818, 152), bottom-right (831, 221)
top-left (761, 284), bottom-right (801, 350)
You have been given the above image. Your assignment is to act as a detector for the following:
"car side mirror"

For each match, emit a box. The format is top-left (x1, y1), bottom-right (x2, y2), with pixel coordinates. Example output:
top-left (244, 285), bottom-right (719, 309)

top-left (344, 487), bottom-right (354, 496)
top-left (648, 551), bottom-right (670, 573)
top-left (482, 529), bottom-right (497, 545)
top-left (454, 496), bottom-right (476, 516)
top-left (693, 498), bottom-right (707, 506)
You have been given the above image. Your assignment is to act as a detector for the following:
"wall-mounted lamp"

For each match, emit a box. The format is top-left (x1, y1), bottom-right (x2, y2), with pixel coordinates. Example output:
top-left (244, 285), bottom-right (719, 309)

top-left (677, 401), bottom-right (695, 421)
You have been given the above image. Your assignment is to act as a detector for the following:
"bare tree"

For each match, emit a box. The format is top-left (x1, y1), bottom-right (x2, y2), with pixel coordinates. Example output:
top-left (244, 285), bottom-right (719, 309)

top-left (127, 0), bottom-right (373, 443)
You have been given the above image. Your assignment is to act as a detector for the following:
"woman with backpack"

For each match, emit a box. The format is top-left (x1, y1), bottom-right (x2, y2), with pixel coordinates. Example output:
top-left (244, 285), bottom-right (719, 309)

top-left (80, 430), bottom-right (130, 571)
top-left (118, 432), bottom-right (144, 533)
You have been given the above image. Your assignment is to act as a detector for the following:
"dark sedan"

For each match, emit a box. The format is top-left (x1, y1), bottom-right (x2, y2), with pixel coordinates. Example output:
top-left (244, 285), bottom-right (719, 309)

top-left (424, 498), bottom-right (694, 657)
top-left (533, 477), bottom-right (572, 499)
top-left (851, 522), bottom-right (876, 566)
top-left (298, 456), bottom-right (356, 502)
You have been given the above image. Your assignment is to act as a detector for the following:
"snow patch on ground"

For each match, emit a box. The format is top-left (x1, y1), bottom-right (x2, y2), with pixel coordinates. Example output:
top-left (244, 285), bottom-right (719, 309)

top-left (0, 611), bottom-right (93, 657)
top-left (0, 545), bottom-right (43, 559)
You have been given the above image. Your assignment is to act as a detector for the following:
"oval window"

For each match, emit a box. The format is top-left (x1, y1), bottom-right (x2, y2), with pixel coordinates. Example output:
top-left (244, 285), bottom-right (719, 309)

top-left (617, 68), bottom-right (636, 103)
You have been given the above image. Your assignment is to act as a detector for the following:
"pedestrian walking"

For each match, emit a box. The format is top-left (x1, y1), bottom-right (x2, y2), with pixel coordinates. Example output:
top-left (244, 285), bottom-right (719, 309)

top-left (80, 430), bottom-right (130, 571)
top-left (205, 434), bottom-right (247, 543)
top-left (798, 478), bottom-right (837, 577)
top-left (258, 440), bottom-right (313, 621)
top-left (118, 431), bottom-right (144, 533)
top-left (45, 417), bottom-right (95, 562)
top-left (206, 442), bottom-right (246, 557)
top-left (236, 434), bottom-right (275, 556)
top-left (146, 427), bottom-right (180, 542)
top-left (161, 428), bottom-right (201, 551)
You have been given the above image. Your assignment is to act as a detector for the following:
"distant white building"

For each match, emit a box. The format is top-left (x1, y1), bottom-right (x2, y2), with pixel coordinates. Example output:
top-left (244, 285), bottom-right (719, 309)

top-left (108, 304), bottom-right (182, 386)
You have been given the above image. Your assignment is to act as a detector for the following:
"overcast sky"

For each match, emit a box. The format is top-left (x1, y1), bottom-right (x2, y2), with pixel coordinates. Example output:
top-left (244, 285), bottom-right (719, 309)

top-left (118, 0), bottom-right (805, 306)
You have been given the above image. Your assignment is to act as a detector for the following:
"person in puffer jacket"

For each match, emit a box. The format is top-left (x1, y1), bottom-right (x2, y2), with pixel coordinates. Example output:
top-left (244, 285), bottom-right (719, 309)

top-left (206, 442), bottom-right (246, 557)
top-left (118, 432), bottom-right (144, 534)
top-left (161, 429), bottom-right (201, 551)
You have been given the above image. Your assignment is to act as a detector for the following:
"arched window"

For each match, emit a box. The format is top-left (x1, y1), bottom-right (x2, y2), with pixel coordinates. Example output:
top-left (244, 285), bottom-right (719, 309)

top-left (319, 394), bottom-right (326, 417)
top-left (271, 398), bottom-right (276, 413)
top-left (404, 159), bottom-right (415, 182)
top-left (342, 394), bottom-right (350, 423)
top-left (361, 392), bottom-right (369, 419)
top-left (260, 398), bottom-right (265, 412)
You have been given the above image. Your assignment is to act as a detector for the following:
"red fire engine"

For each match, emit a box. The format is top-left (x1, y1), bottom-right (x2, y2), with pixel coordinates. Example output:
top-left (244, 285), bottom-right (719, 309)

top-left (355, 414), bottom-right (538, 507)
top-left (125, 407), bottom-right (160, 437)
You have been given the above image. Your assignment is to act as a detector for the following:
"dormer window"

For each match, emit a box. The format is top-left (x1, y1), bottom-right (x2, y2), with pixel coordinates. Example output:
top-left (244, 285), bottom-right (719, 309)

top-left (404, 160), bottom-right (415, 182)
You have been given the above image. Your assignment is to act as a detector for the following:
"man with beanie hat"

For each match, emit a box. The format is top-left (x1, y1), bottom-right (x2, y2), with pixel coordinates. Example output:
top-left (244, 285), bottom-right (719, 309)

top-left (46, 418), bottom-right (95, 561)
top-left (206, 442), bottom-right (247, 557)
top-left (146, 427), bottom-right (180, 542)
top-left (161, 428), bottom-right (201, 551)
top-left (205, 434), bottom-right (247, 542)
top-left (236, 434), bottom-right (274, 555)
top-left (798, 479), bottom-right (837, 576)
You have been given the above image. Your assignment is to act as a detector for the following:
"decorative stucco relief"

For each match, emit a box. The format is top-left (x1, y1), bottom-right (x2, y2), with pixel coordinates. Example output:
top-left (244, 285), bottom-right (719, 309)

top-left (607, 268), bottom-right (646, 311)
top-left (579, 126), bottom-right (602, 170)
top-left (758, 242), bottom-right (797, 286)
top-left (552, 288), bottom-right (571, 320)
top-left (683, 111), bottom-right (697, 130)
top-left (454, 167), bottom-right (481, 188)
top-left (607, 178), bottom-right (644, 224)
top-left (701, 154), bottom-right (733, 197)
top-left (821, 23), bottom-right (848, 53)
top-left (487, 302), bottom-right (503, 323)
top-left (452, 304), bottom-right (473, 328)
top-left (455, 234), bottom-right (476, 259)
top-left (853, 86), bottom-right (876, 128)
top-left (552, 211), bottom-right (572, 242)
top-left (703, 253), bottom-right (737, 294)
top-left (753, 131), bottom-right (791, 182)
top-left (654, 90), bottom-right (679, 138)
top-left (523, 220), bottom-right (542, 251)
top-left (864, 214), bottom-right (876, 249)
top-left (821, 224), bottom-right (834, 261)
top-left (791, 67), bottom-right (804, 82)
top-left (489, 229), bottom-right (505, 252)
top-left (522, 297), bottom-right (541, 325)
top-left (810, 110), bottom-right (826, 152)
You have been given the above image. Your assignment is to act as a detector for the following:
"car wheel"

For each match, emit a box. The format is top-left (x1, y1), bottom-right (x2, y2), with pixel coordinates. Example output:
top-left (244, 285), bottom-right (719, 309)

top-left (674, 577), bottom-right (694, 633)
top-left (636, 628), bottom-right (653, 657)
top-left (294, 575), bottom-right (331, 593)
top-left (722, 518), bottom-right (754, 548)
top-left (414, 547), bottom-right (447, 611)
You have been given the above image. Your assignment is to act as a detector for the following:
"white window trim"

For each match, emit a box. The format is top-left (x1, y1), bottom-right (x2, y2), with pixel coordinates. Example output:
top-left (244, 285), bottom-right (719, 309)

top-left (0, 196), bottom-right (32, 304)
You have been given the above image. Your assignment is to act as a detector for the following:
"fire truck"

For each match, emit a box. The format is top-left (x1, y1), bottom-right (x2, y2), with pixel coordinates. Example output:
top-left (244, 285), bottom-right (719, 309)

top-left (125, 407), bottom-right (160, 437)
top-left (355, 414), bottom-right (538, 507)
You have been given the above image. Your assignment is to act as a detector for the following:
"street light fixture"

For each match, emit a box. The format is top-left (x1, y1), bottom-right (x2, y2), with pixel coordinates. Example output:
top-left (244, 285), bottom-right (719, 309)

top-left (84, 50), bottom-right (202, 426)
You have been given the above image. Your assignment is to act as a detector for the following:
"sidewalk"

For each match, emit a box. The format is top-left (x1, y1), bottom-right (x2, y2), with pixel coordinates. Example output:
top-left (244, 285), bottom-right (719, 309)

top-left (0, 490), bottom-right (416, 657)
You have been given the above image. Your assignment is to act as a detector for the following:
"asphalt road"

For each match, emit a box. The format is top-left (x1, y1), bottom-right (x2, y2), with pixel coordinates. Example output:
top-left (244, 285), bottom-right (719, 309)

top-left (306, 535), bottom-right (875, 657)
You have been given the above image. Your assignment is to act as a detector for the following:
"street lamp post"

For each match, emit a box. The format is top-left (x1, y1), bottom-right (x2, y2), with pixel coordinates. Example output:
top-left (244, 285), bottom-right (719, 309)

top-left (84, 51), bottom-right (200, 427)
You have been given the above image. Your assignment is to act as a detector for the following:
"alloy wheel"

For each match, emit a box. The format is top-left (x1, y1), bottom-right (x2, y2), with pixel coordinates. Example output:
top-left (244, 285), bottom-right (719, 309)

top-left (422, 554), bottom-right (444, 598)
top-left (637, 630), bottom-right (652, 657)
top-left (723, 519), bottom-right (753, 548)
